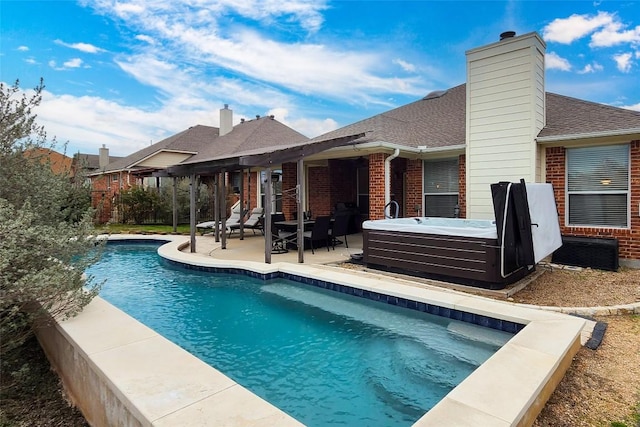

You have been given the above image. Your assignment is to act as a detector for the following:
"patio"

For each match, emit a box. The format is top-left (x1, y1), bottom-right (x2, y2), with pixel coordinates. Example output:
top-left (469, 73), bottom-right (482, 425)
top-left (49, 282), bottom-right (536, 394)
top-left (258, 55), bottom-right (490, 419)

top-left (188, 230), bottom-right (364, 265)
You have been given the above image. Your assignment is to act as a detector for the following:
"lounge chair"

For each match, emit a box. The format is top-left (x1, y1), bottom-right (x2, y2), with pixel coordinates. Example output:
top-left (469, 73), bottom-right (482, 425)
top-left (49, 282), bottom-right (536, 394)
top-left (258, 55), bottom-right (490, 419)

top-left (303, 216), bottom-right (331, 254)
top-left (196, 209), bottom-right (244, 235)
top-left (228, 207), bottom-right (264, 236)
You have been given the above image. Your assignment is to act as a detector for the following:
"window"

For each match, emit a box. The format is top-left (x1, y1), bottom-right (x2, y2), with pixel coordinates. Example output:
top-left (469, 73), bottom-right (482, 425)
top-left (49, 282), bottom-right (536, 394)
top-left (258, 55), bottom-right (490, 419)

top-left (260, 170), bottom-right (282, 212)
top-left (111, 173), bottom-right (119, 182)
top-left (567, 144), bottom-right (629, 227)
top-left (229, 171), bottom-right (242, 194)
top-left (423, 158), bottom-right (459, 217)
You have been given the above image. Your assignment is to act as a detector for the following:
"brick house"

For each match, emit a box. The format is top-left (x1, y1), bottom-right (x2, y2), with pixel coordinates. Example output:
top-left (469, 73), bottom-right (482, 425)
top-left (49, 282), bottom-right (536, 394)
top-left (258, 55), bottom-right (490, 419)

top-left (279, 31), bottom-right (639, 267)
top-left (90, 107), bottom-right (309, 223)
top-left (172, 31), bottom-right (639, 266)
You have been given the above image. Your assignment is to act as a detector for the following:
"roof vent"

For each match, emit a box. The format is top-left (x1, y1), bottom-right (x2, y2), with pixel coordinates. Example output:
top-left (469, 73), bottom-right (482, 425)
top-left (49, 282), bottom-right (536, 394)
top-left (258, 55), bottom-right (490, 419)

top-left (500, 31), bottom-right (516, 40)
top-left (270, 115), bottom-right (275, 119)
top-left (240, 118), bottom-right (245, 123)
top-left (256, 115), bottom-right (261, 119)
top-left (423, 89), bottom-right (448, 100)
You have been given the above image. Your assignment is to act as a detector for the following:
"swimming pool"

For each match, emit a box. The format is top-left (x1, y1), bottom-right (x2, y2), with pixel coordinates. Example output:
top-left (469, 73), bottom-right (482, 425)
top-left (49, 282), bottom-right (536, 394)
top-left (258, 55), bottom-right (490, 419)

top-left (87, 241), bottom-right (514, 426)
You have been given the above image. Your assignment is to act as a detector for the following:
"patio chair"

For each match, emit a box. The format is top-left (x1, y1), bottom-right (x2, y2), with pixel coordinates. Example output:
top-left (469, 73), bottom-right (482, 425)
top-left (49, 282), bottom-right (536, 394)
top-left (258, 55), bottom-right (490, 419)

top-left (196, 209), bottom-right (244, 235)
top-left (227, 207), bottom-right (264, 236)
top-left (271, 222), bottom-right (296, 254)
top-left (303, 215), bottom-right (331, 254)
top-left (330, 213), bottom-right (350, 249)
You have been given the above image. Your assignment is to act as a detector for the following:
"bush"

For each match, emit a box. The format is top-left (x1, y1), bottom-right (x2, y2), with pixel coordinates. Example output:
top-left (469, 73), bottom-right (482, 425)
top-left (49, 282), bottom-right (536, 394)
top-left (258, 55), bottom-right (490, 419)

top-left (0, 79), bottom-right (101, 355)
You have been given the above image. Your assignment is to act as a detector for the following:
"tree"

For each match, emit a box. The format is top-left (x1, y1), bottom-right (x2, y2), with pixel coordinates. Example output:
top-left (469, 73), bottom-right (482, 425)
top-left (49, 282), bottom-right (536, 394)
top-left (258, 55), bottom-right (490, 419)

top-left (0, 79), bottom-right (101, 355)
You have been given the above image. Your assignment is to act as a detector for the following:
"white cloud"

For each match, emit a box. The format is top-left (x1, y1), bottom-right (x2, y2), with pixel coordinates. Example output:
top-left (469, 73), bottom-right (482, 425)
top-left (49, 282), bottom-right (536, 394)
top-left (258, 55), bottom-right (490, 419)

top-left (17, 46), bottom-right (29, 51)
top-left (87, 0), bottom-right (426, 107)
top-left (577, 62), bottom-right (603, 74)
top-left (266, 107), bottom-right (338, 137)
top-left (591, 24), bottom-right (640, 47)
top-left (542, 11), bottom-right (614, 44)
top-left (49, 58), bottom-right (87, 70)
top-left (621, 102), bottom-right (640, 112)
top-left (135, 34), bottom-right (156, 44)
top-left (613, 52), bottom-right (633, 72)
top-left (393, 59), bottom-right (416, 73)
top-left (35, 88), bottom-right (215, 156)
top-left (546, 52), bottom-right (572, 71)
top-left (63, 58), bottom-right (85, 68)
top-left (542, 11), bottom-right (640, 49)
top-left (54, 39), bottom-right (106, 54)
top-left (25, 58), bottom-right (37, 65)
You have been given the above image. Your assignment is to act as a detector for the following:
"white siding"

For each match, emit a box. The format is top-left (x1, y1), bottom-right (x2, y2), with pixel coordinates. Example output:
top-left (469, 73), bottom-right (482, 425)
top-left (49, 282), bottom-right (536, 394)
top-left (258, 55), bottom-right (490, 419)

top-left (465, 32), bottom-right (546, 219)
top-left (137, 151), bottom-right (193, 168)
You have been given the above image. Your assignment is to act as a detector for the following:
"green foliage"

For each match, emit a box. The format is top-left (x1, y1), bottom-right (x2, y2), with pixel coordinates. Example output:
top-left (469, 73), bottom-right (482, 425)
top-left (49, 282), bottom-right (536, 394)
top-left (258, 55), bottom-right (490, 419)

top-left (119, 186), bottom-right (164, 224)
top-left (0, 79), bottom-right (101, 355)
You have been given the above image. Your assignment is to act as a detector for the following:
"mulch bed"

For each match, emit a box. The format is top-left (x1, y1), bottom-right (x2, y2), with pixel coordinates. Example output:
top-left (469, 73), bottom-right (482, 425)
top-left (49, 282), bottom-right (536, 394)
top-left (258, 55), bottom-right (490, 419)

top-left (0, 336), bottom-right (88, 427)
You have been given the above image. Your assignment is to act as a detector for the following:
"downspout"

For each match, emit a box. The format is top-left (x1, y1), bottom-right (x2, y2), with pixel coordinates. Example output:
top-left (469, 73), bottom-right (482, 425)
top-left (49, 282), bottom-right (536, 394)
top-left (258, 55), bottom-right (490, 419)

top-left (384, 149), bottom-right (400, 206)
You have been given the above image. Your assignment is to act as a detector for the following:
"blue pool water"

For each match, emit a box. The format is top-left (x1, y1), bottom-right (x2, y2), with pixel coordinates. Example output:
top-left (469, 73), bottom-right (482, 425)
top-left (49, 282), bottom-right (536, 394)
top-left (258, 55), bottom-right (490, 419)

top-left (86, 242), bottom-right (513, 426)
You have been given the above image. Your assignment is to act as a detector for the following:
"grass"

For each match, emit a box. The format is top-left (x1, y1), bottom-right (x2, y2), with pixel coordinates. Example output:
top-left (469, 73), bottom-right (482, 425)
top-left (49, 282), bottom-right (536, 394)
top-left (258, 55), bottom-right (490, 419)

top-left (96, 223), bottom-right (192, 234)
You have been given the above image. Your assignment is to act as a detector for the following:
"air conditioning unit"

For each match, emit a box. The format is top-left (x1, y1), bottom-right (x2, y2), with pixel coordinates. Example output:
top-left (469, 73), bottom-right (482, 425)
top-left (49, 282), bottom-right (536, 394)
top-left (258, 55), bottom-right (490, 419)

top-left (552, 236), bottom-right (619, 271)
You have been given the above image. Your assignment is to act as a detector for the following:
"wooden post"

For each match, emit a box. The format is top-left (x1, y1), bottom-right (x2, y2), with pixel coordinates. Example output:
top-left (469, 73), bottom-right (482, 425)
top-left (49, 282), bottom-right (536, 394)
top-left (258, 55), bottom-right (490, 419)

top-left (297, 158), bottom-right (304, 263)
top-left (264, 167), bottom-right (272, 264)
top-left (189, 173), bottom-right (196, 252)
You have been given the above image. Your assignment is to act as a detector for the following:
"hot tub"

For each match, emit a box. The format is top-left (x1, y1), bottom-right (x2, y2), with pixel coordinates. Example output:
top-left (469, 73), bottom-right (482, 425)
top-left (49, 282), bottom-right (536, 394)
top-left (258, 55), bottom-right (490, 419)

top-left (362, 182), bottom-right (563, 290)
top-left (362, 217), bottom-right (520, 289)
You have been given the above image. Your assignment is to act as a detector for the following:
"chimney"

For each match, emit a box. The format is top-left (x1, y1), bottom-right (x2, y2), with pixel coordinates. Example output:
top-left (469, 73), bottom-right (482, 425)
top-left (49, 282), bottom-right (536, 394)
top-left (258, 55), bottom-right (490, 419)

top-left (219, 104), bottom-right (233, 136)
top-left (99, 144), bottom-right (109, 169)
top-left (465, 32), bottom-right (546, 219)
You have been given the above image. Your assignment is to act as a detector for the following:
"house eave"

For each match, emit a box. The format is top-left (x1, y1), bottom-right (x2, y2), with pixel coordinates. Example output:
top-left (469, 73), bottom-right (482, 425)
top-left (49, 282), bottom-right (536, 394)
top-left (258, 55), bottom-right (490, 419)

top-left (309, 141), bottom-right (466, 161)
top-left (126, 149), bottom-right (198, 169)
top-left (537, 128), bottom-right (640, 145)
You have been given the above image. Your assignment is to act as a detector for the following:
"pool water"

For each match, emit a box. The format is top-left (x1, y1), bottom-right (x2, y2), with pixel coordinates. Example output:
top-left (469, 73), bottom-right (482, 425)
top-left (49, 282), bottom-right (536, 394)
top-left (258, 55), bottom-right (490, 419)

top-left (86, 242), bottom-right (513, 426)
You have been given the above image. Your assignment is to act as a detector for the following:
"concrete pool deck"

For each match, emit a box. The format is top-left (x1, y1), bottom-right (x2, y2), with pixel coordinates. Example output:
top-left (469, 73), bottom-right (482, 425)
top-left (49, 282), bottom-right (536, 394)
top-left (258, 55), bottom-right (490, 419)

top-left (37, 234), bottom-right (594, 426)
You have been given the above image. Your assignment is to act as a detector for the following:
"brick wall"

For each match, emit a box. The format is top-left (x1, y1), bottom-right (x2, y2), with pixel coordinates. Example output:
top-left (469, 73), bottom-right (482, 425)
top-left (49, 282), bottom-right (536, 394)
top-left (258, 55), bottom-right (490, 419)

top-left (545, 141), bottom-right (639, 262)
top-left (458, 154), bottom-right (466, 218)
top-left (368, 153), bottom-right (387, 220)
top-left (329, 159), bottom-right (358, 210)
top-left (308, 166), bottom-right (332, 217)
top-left (406, 159), bottom-right (423, 216)
top-left (241, 170), bottom-right (259, 212)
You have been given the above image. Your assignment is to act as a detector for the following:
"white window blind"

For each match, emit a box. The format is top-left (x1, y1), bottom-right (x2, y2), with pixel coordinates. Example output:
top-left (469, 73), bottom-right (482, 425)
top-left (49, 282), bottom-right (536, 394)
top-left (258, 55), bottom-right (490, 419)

top-left (423, 158), bottom-right (459, 217)
top-left (567, 144), bottom-right (629, 227)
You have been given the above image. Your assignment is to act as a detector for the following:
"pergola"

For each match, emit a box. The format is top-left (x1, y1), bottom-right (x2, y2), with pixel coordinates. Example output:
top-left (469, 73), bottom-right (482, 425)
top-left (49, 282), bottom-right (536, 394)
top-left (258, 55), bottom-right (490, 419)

top-left (160, 133), bottom-right (365, 264)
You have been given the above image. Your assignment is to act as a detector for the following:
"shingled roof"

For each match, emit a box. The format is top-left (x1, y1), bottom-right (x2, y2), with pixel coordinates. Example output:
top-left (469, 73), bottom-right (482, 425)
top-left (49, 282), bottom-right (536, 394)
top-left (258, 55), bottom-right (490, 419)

top-left (94, 125), bottom-right (218, 174)
top-left (306, 83), bottom-right (640, 149)
top-left (540, 93), bottom-right (640, 139)
top-left (183, 115), bottom-right (308, 164)
top-left (306, 84), bottom-right (467, 149)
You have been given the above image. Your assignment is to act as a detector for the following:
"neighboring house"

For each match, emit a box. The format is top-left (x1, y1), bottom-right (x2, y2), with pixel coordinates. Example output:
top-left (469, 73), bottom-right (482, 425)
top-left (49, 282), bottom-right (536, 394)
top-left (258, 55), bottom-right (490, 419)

top-left (24, 147), bottom-right (74, 175)
top-left (90, 106), bottom-right (309, 223)
top-left (72, 150), bottom-right (123, 177)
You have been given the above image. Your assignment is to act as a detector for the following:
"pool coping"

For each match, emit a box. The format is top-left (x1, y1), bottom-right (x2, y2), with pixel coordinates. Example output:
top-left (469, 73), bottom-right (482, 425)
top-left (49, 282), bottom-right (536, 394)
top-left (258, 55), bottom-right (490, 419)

top-left (39, 235), bottom-right (593, 426)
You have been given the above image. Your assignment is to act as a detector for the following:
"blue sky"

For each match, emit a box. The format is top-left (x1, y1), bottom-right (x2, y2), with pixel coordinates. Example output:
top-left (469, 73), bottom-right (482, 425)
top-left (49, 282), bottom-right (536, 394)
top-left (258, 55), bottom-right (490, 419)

top-left (2, 0), bottom-right (640, 157)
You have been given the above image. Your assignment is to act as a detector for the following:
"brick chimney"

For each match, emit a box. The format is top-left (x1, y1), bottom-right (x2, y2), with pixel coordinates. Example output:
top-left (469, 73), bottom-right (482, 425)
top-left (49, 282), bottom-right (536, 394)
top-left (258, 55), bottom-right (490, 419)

top-left (465, 31), bottom-right (546, 218)
top-left (99, 144), bottom-right (109, 170)
top-left (219, 104), bottom-right (233, 136)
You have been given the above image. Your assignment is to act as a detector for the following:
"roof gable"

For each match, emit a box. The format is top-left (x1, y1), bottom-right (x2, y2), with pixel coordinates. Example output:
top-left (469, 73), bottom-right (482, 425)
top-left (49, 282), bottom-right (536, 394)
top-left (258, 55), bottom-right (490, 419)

top-left (96, 125), bottom-right (218, 173)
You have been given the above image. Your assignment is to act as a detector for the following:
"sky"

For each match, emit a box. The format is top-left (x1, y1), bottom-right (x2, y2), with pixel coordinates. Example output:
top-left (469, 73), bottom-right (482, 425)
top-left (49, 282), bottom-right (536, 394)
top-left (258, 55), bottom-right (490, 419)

top-left (2, 0), bottom-right (640, 157)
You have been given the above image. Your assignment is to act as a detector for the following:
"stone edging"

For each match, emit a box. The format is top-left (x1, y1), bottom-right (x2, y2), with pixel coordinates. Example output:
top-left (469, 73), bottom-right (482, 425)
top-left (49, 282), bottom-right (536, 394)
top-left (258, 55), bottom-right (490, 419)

top-left (515, 302), bottom-right (640, 316)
